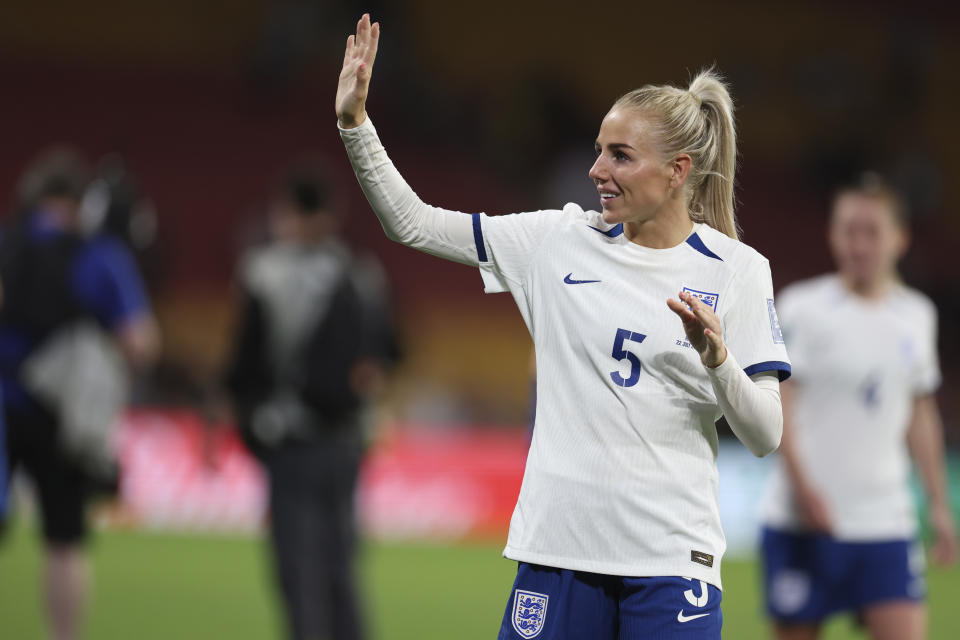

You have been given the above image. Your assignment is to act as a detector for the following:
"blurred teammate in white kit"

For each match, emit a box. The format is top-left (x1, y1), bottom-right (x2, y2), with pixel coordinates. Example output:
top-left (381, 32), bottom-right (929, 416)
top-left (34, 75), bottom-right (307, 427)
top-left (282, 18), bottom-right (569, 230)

top-left (761, 173), bottom-right (957, 640)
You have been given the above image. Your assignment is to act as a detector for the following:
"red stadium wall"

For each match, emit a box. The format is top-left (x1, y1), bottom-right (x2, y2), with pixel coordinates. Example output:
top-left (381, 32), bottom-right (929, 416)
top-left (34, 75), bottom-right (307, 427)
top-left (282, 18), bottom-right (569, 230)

top-left (112, 410), bottom-right (528, 541)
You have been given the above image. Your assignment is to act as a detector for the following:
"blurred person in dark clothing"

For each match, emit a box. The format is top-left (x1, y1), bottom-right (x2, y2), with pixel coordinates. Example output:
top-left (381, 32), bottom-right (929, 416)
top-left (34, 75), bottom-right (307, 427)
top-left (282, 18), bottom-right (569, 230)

top-left (224, 168), bottom-right (397, 640)
top-left (0, 148), bottom-right (160, 640)
top-left (0, 282), bottom-right (6, 525)
top-left (80, 153), bottom-right (160, 273)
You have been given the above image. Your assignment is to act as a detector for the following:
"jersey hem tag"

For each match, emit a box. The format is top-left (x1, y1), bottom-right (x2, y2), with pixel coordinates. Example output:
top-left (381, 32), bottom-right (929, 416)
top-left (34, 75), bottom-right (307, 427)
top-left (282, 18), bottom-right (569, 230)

top-left (691, 550), bottom-right (714, 568)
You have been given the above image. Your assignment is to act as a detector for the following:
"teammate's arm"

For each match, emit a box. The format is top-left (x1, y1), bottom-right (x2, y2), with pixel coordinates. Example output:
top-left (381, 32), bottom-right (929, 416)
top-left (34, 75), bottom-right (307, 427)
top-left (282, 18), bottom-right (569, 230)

top-left (84, 238), bottom-right (160, 371)
top-left (777, 380), bottom-right (832, 532)
top-left (115, 314), bottom-right (160, 371)
top-left (907, 394), bottom-right (958, 566)
top-left (335, 15), bottom-right (478, 266)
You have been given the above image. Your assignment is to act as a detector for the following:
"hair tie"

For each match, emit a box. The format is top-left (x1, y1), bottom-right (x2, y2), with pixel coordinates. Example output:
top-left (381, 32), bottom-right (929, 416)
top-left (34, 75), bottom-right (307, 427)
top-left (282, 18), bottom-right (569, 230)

top-left (689, 90), bottom-right (707, 111)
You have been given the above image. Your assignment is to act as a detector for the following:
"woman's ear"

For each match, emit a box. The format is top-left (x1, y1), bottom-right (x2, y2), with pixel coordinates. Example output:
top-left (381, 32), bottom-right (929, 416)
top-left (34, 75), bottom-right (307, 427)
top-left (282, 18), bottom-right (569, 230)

top-left (894, 226), bottom-right (911, 261)
top-left (671, 154), bottom-right (692, 189)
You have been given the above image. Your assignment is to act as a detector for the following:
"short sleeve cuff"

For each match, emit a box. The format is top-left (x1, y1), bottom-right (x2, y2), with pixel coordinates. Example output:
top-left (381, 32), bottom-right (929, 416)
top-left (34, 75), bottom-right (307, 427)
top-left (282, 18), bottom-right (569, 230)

top-left (743, 361), bottom-right (792, 382)
top-left (478, 262), bottom-right (509, 293)
top-left (914, 374), bottom-right (942, 396)
top-left (473, 213), bottom-right (510, 294)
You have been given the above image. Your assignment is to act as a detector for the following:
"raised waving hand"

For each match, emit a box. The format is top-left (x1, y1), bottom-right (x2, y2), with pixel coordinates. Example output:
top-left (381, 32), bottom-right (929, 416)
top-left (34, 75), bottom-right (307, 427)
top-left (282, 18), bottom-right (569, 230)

top-left (336, 14), bottom-right (380, 129)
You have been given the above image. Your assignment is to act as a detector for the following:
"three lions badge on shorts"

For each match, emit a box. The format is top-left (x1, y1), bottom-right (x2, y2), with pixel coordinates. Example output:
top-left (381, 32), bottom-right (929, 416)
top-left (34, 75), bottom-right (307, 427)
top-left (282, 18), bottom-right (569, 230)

top-left (512, 589), bottom-right (548, 638)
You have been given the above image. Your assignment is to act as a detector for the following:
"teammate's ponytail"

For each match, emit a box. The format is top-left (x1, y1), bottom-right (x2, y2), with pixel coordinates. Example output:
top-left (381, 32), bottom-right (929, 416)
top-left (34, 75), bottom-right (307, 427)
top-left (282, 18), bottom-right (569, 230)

top-left (612, 67), bottom-right (739, 239)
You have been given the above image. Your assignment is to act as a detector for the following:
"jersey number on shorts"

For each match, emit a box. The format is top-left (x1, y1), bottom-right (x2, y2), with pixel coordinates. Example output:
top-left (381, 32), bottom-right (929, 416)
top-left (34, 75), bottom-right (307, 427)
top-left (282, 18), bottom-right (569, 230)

top-left (609, 328), bottom-right (647, 387)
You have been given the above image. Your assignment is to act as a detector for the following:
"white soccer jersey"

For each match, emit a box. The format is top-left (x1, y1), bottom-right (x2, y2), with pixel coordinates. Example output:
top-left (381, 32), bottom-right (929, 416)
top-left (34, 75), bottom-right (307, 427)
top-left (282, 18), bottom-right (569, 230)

top-left (474, 206), bottom-right (791, 587)
top-left (762, 275), bottom-right (941, 540)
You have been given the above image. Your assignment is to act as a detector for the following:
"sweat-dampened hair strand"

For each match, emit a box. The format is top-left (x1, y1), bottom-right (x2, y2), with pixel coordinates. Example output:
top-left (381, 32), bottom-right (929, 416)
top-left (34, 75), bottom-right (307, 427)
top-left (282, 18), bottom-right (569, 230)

top-left (612, 67), bottom-right (739, 239)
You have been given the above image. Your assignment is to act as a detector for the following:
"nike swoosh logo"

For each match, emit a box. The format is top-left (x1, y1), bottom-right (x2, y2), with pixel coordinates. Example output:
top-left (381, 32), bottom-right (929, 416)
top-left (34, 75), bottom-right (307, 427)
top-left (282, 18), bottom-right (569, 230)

top-left (564, 273), bottom-right (601, 285)
top-left (677, 610), bottom-right (710, 623)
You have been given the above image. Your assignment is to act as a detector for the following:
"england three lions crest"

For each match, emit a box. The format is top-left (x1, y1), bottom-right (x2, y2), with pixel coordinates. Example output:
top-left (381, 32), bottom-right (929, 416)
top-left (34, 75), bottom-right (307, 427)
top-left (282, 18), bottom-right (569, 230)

top-left (682, 287), bottom-right (719, 312)
top-left (512, 589), bottom-right (548, 638)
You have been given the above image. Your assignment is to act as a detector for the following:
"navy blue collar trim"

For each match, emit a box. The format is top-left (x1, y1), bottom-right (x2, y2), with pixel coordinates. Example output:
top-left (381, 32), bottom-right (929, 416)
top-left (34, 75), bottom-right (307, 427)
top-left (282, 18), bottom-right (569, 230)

top-left (587, 223), bottom-right (624, 237)
top-left (589, 224), bottom-right (723, 261)
top-left (685, 233), bottom-right (723, 261)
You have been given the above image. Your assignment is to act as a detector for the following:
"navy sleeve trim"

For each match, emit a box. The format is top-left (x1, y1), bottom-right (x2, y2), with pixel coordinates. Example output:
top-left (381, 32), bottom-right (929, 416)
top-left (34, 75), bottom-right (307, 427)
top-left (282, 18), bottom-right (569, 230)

top-left (472, 213), bottom-right (488, 263)
top-left (685, 233), bottom-right (723, 261)
top-left (744, 360), bottom-right (792, 382)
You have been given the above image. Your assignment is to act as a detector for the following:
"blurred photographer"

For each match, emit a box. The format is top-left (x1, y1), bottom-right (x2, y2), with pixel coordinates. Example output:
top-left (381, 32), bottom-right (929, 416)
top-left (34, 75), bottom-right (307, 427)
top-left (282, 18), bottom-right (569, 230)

top-left (0, 148), bottom-right (159, 640)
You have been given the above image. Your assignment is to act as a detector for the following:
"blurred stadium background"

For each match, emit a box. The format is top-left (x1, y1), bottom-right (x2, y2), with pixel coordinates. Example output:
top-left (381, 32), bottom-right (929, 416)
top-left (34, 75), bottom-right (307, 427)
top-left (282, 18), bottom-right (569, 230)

top-left (0, 1), bottom-right (958, 638)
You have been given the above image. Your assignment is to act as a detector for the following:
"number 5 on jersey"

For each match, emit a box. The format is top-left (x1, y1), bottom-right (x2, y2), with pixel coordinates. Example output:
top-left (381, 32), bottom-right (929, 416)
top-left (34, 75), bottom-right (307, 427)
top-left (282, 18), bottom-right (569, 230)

top-left (610, 328), bottom-right (647, 387)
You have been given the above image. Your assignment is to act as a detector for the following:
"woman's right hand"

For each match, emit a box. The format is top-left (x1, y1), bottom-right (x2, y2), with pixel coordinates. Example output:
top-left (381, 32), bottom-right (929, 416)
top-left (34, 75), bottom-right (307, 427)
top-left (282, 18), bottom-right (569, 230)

top-left (336, 13), bottom-right (380, 129)
top-left (797, 486), bottom-right (832, 534)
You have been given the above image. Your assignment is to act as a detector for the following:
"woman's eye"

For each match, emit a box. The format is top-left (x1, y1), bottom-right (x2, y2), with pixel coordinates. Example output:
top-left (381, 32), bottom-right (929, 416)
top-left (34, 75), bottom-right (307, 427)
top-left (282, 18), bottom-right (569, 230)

top-left (614, 151), bottom-right (629, 161)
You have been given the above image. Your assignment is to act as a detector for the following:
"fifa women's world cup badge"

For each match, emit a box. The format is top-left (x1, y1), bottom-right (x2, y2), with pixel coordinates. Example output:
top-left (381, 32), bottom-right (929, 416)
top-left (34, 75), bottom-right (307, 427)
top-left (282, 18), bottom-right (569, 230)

top-left (511, 590), bottom-right (549, 638)
top-left (766, 298), bottom-right (784, 344)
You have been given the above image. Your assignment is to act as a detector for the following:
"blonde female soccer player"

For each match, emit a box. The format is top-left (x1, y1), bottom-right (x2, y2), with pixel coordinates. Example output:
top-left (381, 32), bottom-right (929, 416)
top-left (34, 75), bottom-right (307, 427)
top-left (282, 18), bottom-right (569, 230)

top-left (336, 15), bottom-right (790, 639)
top-left (760, 174), bottom-right (957, 640)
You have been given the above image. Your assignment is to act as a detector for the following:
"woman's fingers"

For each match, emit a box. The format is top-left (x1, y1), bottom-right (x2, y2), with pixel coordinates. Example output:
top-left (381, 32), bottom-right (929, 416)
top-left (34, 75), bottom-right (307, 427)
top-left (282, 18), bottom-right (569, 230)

top-left (666, 298), bottom-right (697, 325)
top-left (343, 35), bottom-right (355, 66)
top-left (932, 536), bottom-right (956, 566)
top-left (669, 294), bottom-right (727, 366)
top-left (346, 15), bottom-right (379, 72)
top-left (668, 295), bottom-right (705, 328)
top-left (365, 22), bottom-right (380, 65)
top-left (359, 13), bottom-right (375, 53)
top-left (336, 14), bottom-right (378, 127)
top-left (357, 14), bottom-right (369, 48)
top-left (680, 292), bottom-right (721, 334)
top-left (704, 328), bottom-right (721, 347)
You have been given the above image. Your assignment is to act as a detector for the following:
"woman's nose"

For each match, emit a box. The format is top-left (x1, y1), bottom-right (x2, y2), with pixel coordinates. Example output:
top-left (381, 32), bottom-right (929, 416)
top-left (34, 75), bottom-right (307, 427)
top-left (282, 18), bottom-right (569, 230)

top-left (588, 156), bottom-right (605, 182)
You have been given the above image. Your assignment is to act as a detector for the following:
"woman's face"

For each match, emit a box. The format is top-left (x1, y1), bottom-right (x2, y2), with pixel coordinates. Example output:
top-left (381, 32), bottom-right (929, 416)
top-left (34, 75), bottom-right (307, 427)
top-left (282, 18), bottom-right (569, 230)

top-left (588, 108), bottom-right (676, 225)
top-left (829, 192), bottom-right (907, 287)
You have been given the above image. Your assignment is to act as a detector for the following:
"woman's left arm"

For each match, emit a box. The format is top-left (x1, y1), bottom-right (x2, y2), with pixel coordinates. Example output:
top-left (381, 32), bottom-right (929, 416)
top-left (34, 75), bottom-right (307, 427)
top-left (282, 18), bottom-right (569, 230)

top-left (907, 394), bottom-right (958, 566)
top-left (706, 355), bottom-right (782, 457)
top-left (668, 291), bottom-right (782, 457)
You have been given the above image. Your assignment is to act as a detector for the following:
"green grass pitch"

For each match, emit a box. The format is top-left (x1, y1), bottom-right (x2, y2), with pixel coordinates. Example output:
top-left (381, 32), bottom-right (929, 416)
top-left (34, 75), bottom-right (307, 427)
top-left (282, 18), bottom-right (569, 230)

top-left (1, 522), bottom-right (958, 639)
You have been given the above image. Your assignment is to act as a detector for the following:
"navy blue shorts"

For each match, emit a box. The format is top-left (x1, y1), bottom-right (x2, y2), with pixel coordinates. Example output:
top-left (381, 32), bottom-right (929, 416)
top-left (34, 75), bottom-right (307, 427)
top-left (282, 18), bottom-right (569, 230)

top-left (497, 562), bottom-right (722, 640)
top-left (761, 526), bottom-right (925, 623)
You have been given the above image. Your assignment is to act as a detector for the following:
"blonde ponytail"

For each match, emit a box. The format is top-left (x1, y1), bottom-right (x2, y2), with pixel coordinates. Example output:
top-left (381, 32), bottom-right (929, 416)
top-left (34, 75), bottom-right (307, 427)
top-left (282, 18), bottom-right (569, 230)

top-left (612, 67), bottom-right (739, 239)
